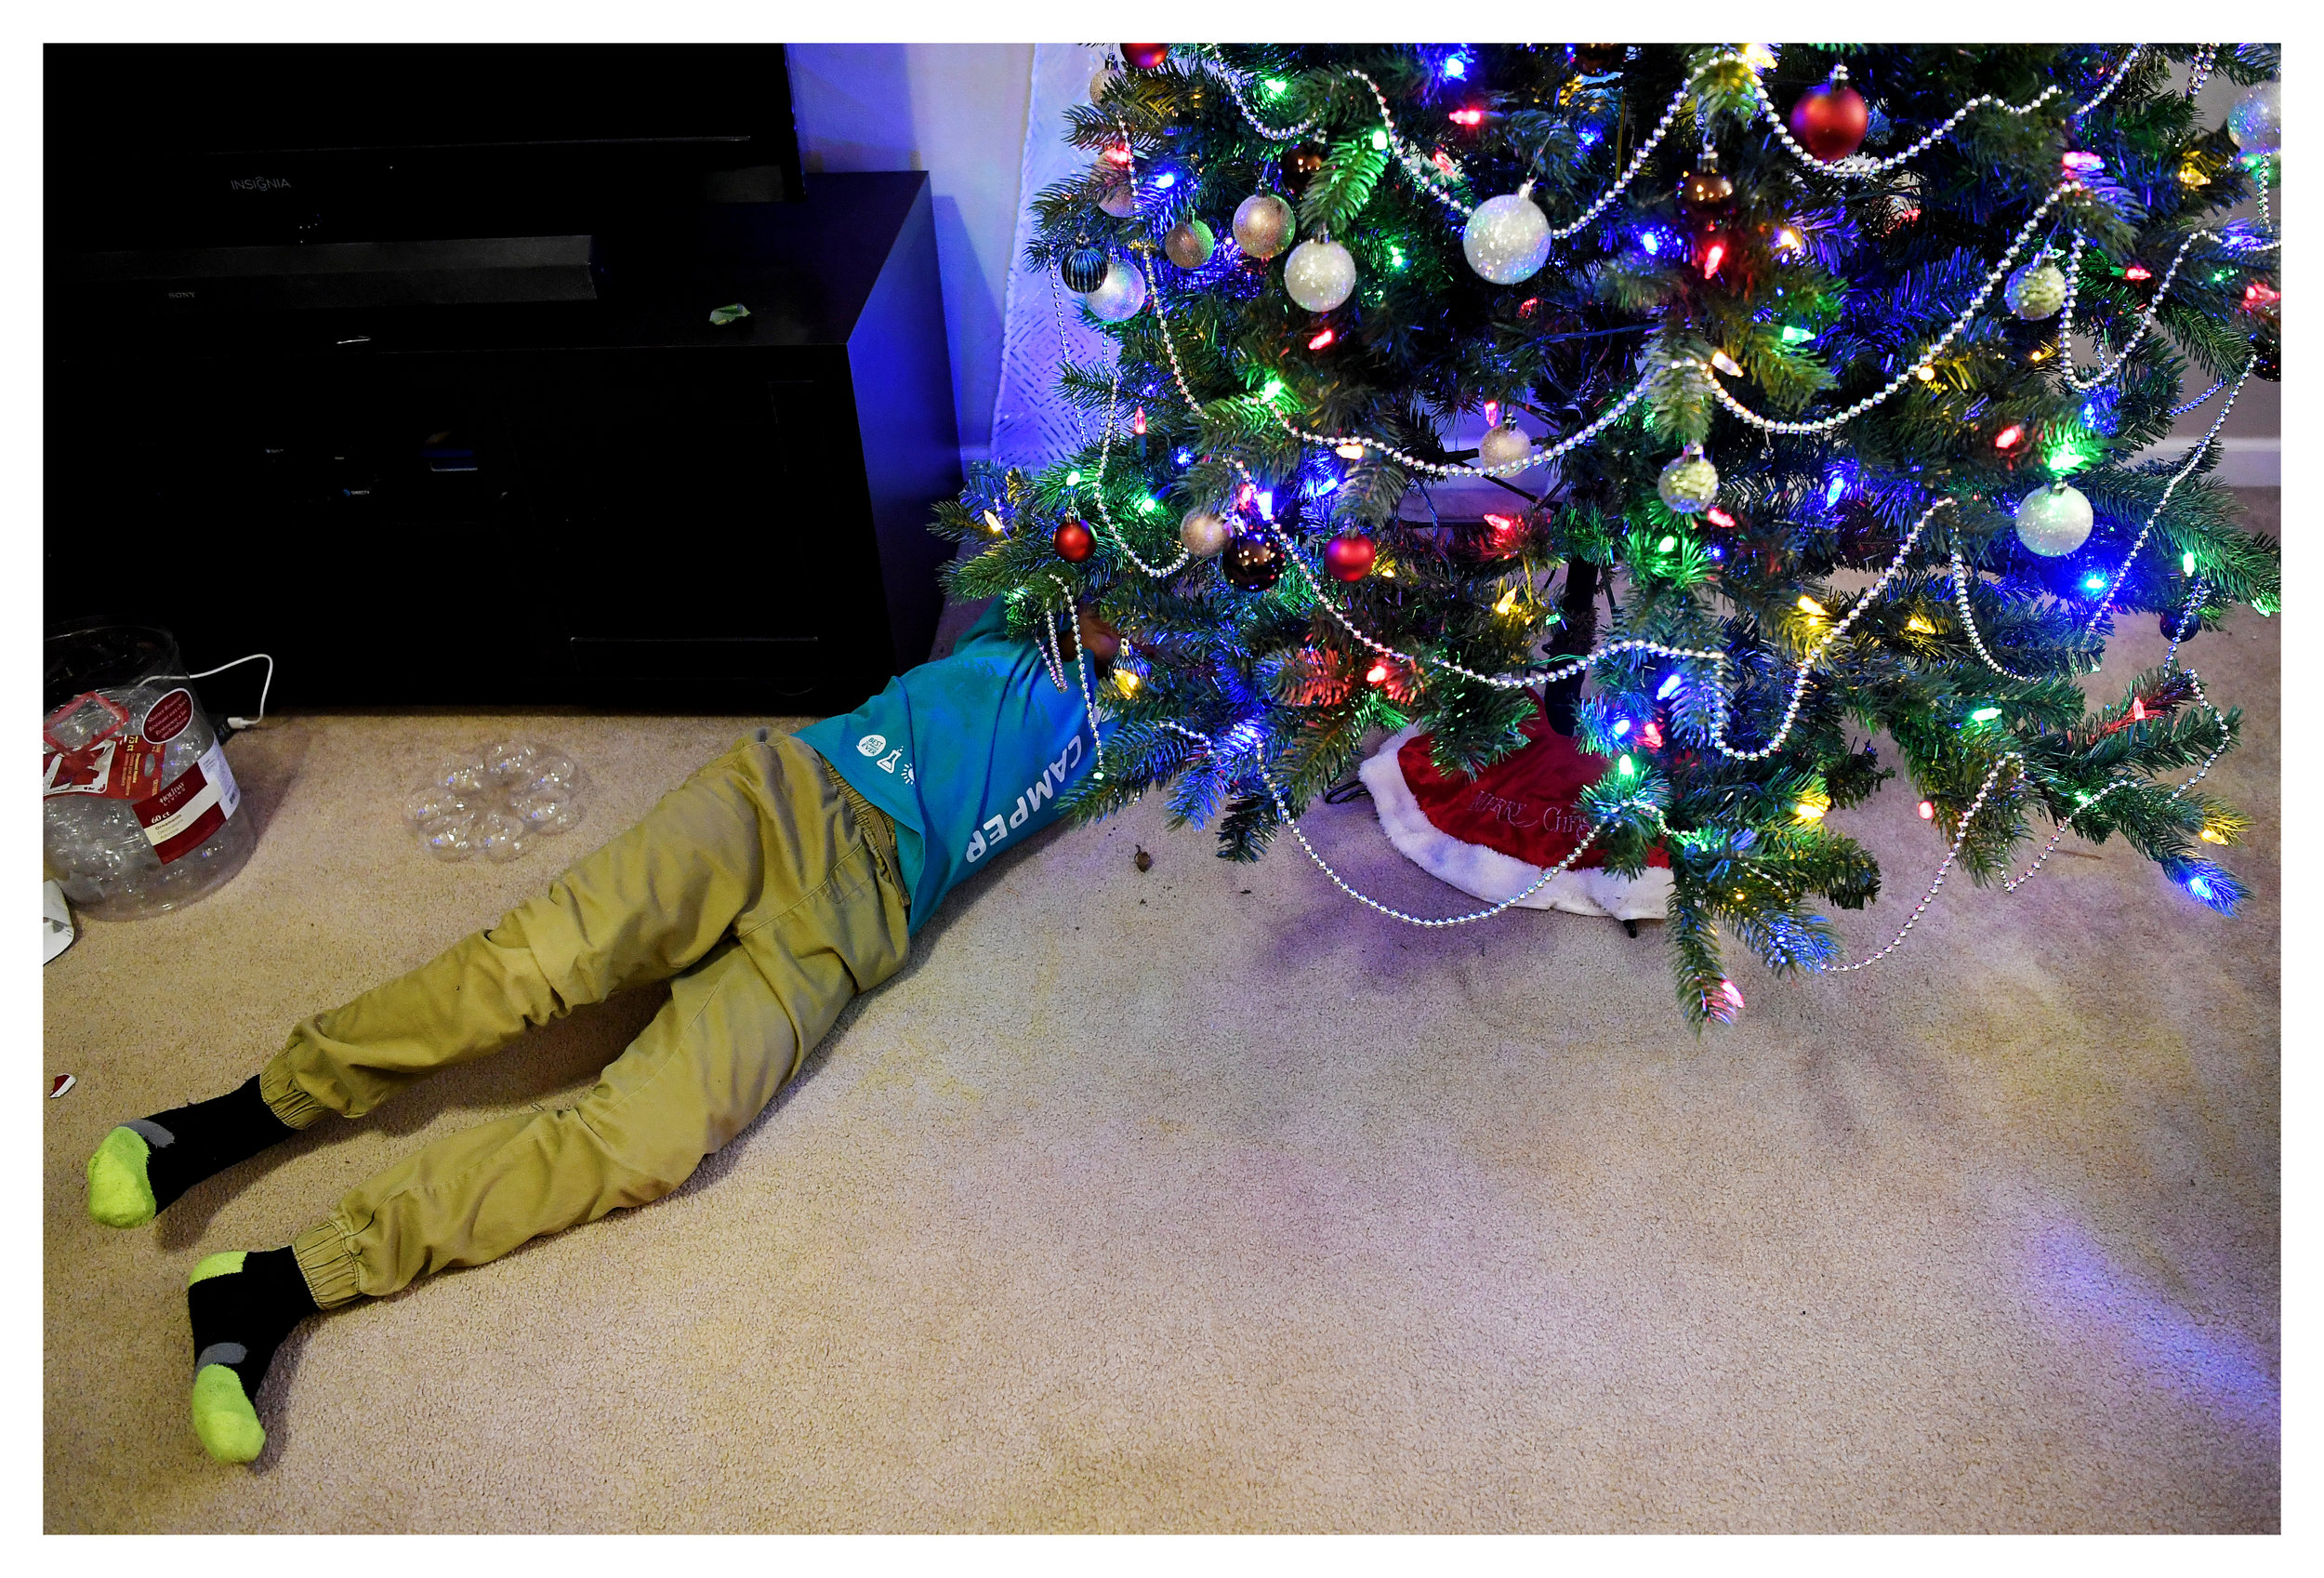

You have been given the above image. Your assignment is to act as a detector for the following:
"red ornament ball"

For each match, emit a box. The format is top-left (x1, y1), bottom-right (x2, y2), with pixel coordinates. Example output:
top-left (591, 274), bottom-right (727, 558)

top-left (1121, 43), bottom-right (1169, 71)
top-left (1789, 83), bottom-right (1868, 163)
top-left (1324, 531), bottom-right (1376, 582)
top-left (1053, 519), bottom-right (1096, 563)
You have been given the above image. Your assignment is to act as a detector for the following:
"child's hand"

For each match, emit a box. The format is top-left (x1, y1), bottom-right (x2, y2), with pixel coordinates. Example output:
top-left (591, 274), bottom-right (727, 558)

top-left (1076, 609), bottom-right (1121, 670)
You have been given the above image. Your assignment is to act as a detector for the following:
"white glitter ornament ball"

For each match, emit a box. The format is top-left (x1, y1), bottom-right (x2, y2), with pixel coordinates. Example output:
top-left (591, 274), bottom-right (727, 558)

top-left (2014, 483), bottom-right (2093, 557)
top-left (1090, 63), bottom-right (1119, 103)
top-left (2228, 82), bottom-right (2281, 158)
top-left (1656, 444), bottom-right (1719, 514)
top-left (1232, 192), bottom-right (1296, 260)
top-left (2004, 259), bottom-right (2067, 320)
top-left (1087, 257), bottom-right (1149, 322)
top-left (1462, 188), bottom-right (1552, 285)
top-left (1179, 508), bottom-right (1230, 558)
top-left (1284, 238), bottom-right (1356, 312)
top-left (1478, 421), bottom-right (1533, 467)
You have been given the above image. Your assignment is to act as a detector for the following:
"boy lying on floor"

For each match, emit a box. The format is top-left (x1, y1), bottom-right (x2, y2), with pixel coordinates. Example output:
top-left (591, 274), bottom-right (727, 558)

top-left (85, 598), bottom-right (1117, 1465)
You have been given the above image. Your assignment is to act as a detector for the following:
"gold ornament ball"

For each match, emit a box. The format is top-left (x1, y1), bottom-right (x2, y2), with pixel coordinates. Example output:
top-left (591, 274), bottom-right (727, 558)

top-left (1164, 219), bottom-right (1216, 269)
top-left (1179, 508), bottom-right (1231, 558)
top-left (1232, 192), bottom-right (1295, 260)
top-left (1089, 63), bottom-right (1119, 103)
top-left (2004, 259), bottom-right (2067, 320)
top-left (1478, 421), bottom-right (1534, 467)
top-left (1656, 445), bottom-right (1720, 514)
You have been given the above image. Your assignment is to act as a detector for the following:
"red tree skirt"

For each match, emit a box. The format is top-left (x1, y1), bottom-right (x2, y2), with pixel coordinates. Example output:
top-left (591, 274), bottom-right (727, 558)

top-left (1357, 719), bottom-right (1673, 922)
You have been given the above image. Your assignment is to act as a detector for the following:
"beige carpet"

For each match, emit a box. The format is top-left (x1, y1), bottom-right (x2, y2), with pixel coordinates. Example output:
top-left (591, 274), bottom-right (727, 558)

top-left (44, 494), bottom-right (2279, 1532)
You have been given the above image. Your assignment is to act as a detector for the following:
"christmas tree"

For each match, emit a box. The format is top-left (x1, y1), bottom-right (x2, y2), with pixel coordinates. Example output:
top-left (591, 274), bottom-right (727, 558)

top-left (931, 43), bottom-right (2281, 1026)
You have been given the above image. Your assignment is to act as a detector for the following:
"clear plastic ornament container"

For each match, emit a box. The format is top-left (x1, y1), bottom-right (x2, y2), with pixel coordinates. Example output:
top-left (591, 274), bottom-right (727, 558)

top-left (43, 625), bottom-right (257, 922)
top-left (403, 738), bottom-right (588, 864)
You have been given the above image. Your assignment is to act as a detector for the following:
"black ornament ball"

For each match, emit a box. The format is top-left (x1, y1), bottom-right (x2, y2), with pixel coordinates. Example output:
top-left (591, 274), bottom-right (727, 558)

top-left (1220, 529), bottom-right (1286, 590)
top-left (1676, 168), bottom-right (1735, 234)
top-left (1282, 142), bottom-right (1327, 200)
top-left (2162, 609), bottom-right (2200, 642)
top-left (1060, 246), bottom-right (1109, 294)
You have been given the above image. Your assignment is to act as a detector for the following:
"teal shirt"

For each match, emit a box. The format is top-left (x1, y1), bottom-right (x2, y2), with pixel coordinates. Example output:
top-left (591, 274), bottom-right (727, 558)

top-left (797, 602), bottom-right (1111, 933)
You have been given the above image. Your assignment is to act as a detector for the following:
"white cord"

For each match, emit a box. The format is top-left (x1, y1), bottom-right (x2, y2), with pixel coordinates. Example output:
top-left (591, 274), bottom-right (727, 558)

top-left (185, 652), bottom-right (275, 730)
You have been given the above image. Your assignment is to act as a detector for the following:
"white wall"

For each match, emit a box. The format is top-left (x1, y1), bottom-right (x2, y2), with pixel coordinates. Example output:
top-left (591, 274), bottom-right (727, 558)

top-left (786, 44), bottom-right (1036, 468)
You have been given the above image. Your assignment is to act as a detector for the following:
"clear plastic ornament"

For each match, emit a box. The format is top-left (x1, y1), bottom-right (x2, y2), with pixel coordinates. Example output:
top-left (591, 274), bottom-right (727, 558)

top-left (1657, 444), bottom-right (1720, 514)
top-left (2228, 82), bottom-right (2280, 158)
top-left (1462, 188), bottom-right (1552, 285)
top-left (406, 738), bottom-right (588, 863)
top-left (1087, 257), bottom-right (1149, 322)
top-left (2014, 483), bottom-right (2094, 557)
top-left (2004, 259), bottom-right (2067, 320)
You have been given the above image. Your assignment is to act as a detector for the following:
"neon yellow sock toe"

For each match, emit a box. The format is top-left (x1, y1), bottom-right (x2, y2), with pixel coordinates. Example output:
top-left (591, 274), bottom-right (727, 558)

top-left (190, 1363), bottom-right (267, 1465)
top-left (86, 1127), bottom-right (157, 1228)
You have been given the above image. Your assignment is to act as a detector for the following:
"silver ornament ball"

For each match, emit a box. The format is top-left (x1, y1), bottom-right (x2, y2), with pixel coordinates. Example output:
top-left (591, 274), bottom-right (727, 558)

top-left (1179, 508), bottom-right (1231, 558)
top-left (1656, 445), bottom-right (1719, 514)
top-left (1462, 190), bottom-right (1552, 285)
top-left (1231, 192), bottom-right (1295, 260)
top-left (2228, 82), bottom-right (2281, 158)
top-left (1090, 63), bottom-right (1119, 103)
top-left (1086, 257), bottom-right (1149, 322)
top-left (2014, 483), bottom-right (2094, 557)
top-left (1163, 219), bottom-right (1216, 270)
top-left (2004, 259), bottom-right (2067, 320)
top-left (1477, 421), bottom-right (1534, 467)
top-left (1284, 237), bottom-right (1356, 312)
top-left (1098, 179), bottom-right (1139, 218)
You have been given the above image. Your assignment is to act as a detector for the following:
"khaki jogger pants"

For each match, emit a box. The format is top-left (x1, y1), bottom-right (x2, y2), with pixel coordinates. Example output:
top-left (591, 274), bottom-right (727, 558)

top-left (257, 729), bottom-right (910, 1308)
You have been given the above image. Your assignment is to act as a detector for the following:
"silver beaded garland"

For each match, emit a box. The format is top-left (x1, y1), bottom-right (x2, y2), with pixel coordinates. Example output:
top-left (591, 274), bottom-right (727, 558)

top-left (2014, 482), bottom-right (2093, 557)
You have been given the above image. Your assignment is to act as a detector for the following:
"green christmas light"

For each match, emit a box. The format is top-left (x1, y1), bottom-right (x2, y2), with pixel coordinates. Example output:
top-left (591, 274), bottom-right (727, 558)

top-left (1263, 77), bottom-right (1287, 98)
top-left (2043, 431), bottom-right (2100, 475)
top-left (1388, 244), bottom-right (1407, 271)
top-left (1369, 127), bottom-right (1389, 151)
top-left (1969, 707), bottom-right (2002, 723)
top-left (1064, 471), bottom-right (1082, 484)
top-left (2184, 550), bottom-right (2198, 575)
top-left (1657, 535), bottom-right (1679, 552)
top-left (1780, 325), bottom-right (1815, 343)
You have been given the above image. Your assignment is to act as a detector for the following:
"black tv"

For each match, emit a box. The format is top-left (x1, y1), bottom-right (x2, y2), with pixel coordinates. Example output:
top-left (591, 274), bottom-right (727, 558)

top-left (47, 43), bottom-right (806, 308)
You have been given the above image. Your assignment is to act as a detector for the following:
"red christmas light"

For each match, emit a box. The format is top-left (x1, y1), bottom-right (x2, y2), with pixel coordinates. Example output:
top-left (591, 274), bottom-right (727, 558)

top-left (1918, 801), bottom-right (1935, 820)
top-left (1366, 660), bottom-right (1391, 684)
top-left (1482, 401), bottom-right (1499, 428)
top-left (2132, 696), bottom-right (2147, 721)
top-left (2124, 263), bottom-right (2153, 282)
top-left (1706, 507), bottom-right (1736, 529)
top-left (1448, 108), bottom-right (1485, 127)
top-left (1640, 720), bottom-right (1664, 749)
top-left (1698, 239), bottom-right (1727, 279)
top-left (1516, 297), bottom-right (1540, 317)
top-left (1994, 423), bottom-right (2026, 450)
top-left (1131, 406), bottom-right (1147, 435)
top-left (1432, 150), bottom-right (1459, 177)
top-left (2243, 281), bottom-right (2282, 310)
top-left (1104, 141), bottom-right (1135, 166)
top-left (2061, 152), bottom-right (2105, 176)
top-left (1307, 326), bottom-right (1336, 351)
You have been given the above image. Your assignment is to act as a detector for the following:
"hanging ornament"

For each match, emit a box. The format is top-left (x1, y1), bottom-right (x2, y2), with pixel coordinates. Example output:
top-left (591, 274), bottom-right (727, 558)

top-left (1656, 444), bottom-right (1719, 514)
top-left (1220, 529), bottom-right (1287, 590)
top-left (1789, 71), bottom-right (1869, 163)
top-left (1324, 531), bottom-right (1377, 582)
top-left (1054, 518), bottom-right (1096, 563)
top-left (1461, 182), bottom-right (1552, 285)
top-left (1163, 219), bottom-right (1216, 269)
top-left (1089, 60), bottom-right (1120, 103)
top-left (1179, 508), bottom-right (1230, 558)
top-left (2228, 81), bottom-right (2281, 158)
top-left (1060, 245), bottom-right (1110, 294)
top-left (1086, 257), bottom-right (1149, 322)
top-left (1281, 142), bottom-right (1328, 200)
top-left (1477, 421), bottom-right (1534, 467)
top-left (1232, 192), bottom-right (1296, 260)
top-left (2003, 258), bottom-right (2067, 320)
top-left (1121, 43), bottom-right (1169, 72)
top-left (2014, 483), bottom-right (2093, 557)
top-left (1675, 156), bottom-right (1736, 237)
top-left (1098, 179), bottom-right (1139, 218)
top-left (1284, 237), bottom-right (1357, 312)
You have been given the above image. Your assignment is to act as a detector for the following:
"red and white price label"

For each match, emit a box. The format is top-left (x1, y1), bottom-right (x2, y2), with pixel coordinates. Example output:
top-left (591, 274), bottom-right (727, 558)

top-left (131, 741), bottom-right (242, 864)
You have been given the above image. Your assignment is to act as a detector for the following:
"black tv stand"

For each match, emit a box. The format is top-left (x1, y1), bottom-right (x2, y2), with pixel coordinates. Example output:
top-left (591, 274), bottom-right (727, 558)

top-left (46, 172), bottom-right (962, 713)
top-left (75, 235), bottom-right (601, 312)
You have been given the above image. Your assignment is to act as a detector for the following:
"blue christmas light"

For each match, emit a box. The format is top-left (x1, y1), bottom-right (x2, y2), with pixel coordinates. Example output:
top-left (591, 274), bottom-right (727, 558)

top-left (1174, 448), bottom-right (1194, 465)
top-left (2185, 874), bottom-right (2214, 900)
top-left (2081, 572), bottom-right (2109, 593)
top-left (1657, 673), bottom-right (1685, 699)
top-left (1825, 470), bottom-right (1848, 505)
top-left (1441, 52), bottom-right (1469, 79)
top-left (1257, 489), bottom-right (1275, 521)
top-left (1612, 717), bottom-right (1633, 736)
top-left (1151, 170), bottom-right (1178, 191)
top-left (1577, 126), bottom-right (1602, 150)
top-left (1640, 231), bottom-right (1663, 257)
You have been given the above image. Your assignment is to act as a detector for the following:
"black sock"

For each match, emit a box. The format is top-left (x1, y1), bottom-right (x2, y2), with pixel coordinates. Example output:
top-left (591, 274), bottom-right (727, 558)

top-left (187, 1245), bottom-right (319, 1464)
top-left (128, 1077), bottom-right (297, 1215)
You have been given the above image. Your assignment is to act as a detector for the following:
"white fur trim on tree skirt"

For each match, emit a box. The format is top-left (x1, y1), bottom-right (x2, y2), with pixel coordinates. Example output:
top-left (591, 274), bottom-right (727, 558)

top-left (1358, 725), bottom-right (1675, 922)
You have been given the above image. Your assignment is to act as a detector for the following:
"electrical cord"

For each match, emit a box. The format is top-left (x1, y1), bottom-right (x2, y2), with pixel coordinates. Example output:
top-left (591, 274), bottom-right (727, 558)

top-left (185, 653), bottom-right (275, 733)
